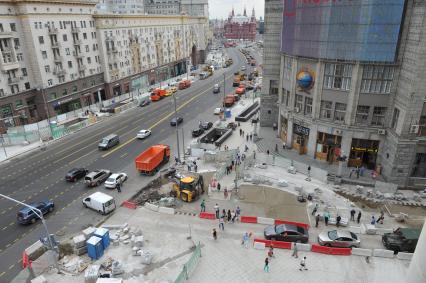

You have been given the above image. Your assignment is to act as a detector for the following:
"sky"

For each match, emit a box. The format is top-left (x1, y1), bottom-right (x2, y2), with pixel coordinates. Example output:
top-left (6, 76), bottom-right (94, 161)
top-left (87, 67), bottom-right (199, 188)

top-left (209, 0), bottom-right (265, 20)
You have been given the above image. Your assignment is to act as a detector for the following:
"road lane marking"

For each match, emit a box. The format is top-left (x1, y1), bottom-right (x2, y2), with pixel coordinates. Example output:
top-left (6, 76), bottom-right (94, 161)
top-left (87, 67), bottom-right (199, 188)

top-left (8, 264), bottom-right (14, 270)
top-left (120, 153), bottom-right (128, 158)
top-left (68, 149), bottom-right (98, 165)
top-left (2, 227), bottom-right (7, 231)
top-left (0, 271), bottom-right (5, 277)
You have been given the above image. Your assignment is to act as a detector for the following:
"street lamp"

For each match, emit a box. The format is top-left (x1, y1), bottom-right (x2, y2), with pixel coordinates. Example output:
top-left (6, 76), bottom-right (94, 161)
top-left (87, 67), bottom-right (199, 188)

top-left (38, 87), bottom-right (53, 140)
top-left (0, 193), bottom-right (60, 273)
top-left (173, 93), bottom-right (181, 162)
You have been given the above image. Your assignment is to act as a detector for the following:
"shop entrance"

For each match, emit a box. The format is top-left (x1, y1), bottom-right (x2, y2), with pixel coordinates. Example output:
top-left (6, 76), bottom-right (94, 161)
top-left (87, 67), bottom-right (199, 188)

top-left (349, 139), bottom-right (379, 170)
top-left (292, 124), bottom-right (309, 155)
top-left (315, 132), bottom-right (342, 164)
top-left (54, 98), bottom-right (82, 114)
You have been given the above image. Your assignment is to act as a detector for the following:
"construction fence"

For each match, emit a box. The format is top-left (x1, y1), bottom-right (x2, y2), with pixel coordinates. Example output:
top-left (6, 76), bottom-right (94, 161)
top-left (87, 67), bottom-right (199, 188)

top-left (174, 242), bottom-right (202, 283)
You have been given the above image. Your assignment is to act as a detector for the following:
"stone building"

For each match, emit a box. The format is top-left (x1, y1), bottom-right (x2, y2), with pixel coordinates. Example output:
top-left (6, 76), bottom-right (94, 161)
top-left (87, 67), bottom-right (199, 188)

top-left (223, 7), bottom-right (257, 41)
top-left (263, 0), bottom-right (426, 187)
top-left (0, 0), bottom-right (209, 132)
top-left (143, 0), bottom-right (208, 17)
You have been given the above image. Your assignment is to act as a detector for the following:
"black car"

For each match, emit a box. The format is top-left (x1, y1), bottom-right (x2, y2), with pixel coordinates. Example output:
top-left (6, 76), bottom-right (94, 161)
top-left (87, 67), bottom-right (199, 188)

top-left (17, 200), bottom-right (55, 225)
top-left (264, 224), bottom-right (309, 243)
top-left (192, 128), bottom-right (205, 137)
top-left (382, 228), bottom-right (421, 253)
top-left (170, 117), bottom-right (183, 126)
top-left (65, 168), bottom-right (88, 182)
top-left (199, 121), bottom-right (213, 130)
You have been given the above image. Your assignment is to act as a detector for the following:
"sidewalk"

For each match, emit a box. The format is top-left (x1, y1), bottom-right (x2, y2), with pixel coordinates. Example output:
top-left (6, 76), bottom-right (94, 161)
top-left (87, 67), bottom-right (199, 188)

top-left (0, 140), bottom-right (44, 163)
top-left (255, 126), bottom-right (384, 186)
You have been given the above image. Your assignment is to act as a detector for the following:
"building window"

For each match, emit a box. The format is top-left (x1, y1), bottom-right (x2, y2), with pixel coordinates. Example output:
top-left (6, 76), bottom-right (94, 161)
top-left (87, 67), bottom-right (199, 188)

top-left (295, 94), bottom-right (303, 112)
top-left (65, 48), bottom-right (70, 55)
top-left (10, 23), bottom-right (16, 32)
top-left (87, 57), bottom-right (91, 64)
top-left (323, 63), bottom-right (352, 91)
top-left (72, 85), bottom-right (77, 92)
top-left (47, 79), bottom-right (53, 86)
top-left (270, 80), bottom-right (278, 95)
top-left (320, 100), bottom-right (333, 119)
top-left (391, 107), bottom-right (400, 130)
top-left (63, 34), bottom-right (67, 42)
top-left (85, 45), bottom-right (89, 52)
top-left (62, 88), bottom-right (67, 96)
top-left (371, 107), bottom-right (387, 127)
top-left (68, 61), bottom-right (72, 68)
top-left (304, 97), bottom-right (313, 116)
top-left (14, 38), bottom-right (20, 48)
top-left (83, 33), bottom-right (87, 39)
top-left (334, 103), bottom-right (346, 122)
top-left (45, 65), bottom-right (50, 73)
top-left (25, 82), bottom-right (30, 89)
top-left (38, 36), bottom-right (44, 44)
top-left (16, 99), bottom-right (23, 107)
top-left (361, 66), bottom-right (394, 94)
top-left (21, 68), bottom-right (27, 76)
top-left (42, 51), bottom-right (47, 59)
top-left (355, 105), bottom-right (370, 125)
top-left (283, 56), bottom-right (292, 80)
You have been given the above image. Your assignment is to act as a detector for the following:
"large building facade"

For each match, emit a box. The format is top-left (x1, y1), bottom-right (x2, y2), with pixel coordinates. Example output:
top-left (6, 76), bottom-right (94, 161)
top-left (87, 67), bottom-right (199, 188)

top-left (224, 7), bottom-right (256, 41)
top-left (0, 0), bottom-right (209, 132)
top-left (264, 0), bottom-right (426, 187)
top-left (143, 0), bottom-right (208, 17)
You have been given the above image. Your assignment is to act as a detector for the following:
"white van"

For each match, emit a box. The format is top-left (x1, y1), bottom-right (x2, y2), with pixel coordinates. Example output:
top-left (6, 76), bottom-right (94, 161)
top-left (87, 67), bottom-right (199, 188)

top-left (82, 192), bottom-right (116, 215)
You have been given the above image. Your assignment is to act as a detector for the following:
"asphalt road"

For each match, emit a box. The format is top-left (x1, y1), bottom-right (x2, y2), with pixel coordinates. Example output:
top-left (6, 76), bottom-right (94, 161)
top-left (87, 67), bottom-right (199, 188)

top-left (0, 46), bottom-right (262, 282)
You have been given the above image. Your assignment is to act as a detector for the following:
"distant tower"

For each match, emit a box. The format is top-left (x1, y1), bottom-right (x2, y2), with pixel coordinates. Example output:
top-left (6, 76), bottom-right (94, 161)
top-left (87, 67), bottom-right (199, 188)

top-left (243, 6), bottom-right (247, 17)
top-left (251, 7), bottom-right (255, 21)
top-left (231, 6), bottom-right (234, 17)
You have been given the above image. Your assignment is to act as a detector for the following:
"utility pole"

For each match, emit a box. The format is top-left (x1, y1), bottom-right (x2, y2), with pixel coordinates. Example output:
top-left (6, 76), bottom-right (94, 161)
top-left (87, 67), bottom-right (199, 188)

top-left (223, 72), bottom-right (226, 101)
top-left (0, 194), bottom-right (60, 273)
top-left (40, 87), bottom-right (53, 140)
top-left (181, 127), bottom-right (185, 160)
top-left (173, 94), bottom-right (181, 162)
top-left (0, 133), bottom-right (7, 158)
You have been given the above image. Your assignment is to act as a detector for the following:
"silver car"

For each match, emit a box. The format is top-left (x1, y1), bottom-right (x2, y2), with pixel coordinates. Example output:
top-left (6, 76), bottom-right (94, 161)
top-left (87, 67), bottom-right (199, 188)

top-left (318, 230), bottom-right (360, 248)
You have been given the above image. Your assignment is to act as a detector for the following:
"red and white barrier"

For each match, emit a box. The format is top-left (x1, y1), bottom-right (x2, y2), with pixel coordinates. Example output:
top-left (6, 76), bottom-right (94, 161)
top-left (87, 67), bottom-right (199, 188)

top-left (199, 212), bottom-right (216, 220)
top-left (311, 244), bottom-right (352, 255)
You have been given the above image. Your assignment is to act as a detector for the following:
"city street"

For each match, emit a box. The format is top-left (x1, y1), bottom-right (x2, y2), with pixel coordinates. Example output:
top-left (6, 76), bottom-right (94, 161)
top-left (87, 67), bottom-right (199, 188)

top-left (0, 46), bottom-right (260, 282)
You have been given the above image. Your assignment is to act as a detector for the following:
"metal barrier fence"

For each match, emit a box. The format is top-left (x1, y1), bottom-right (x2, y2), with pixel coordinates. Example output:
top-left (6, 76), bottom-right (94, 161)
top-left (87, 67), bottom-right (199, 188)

top-left (174, 242), bottom-right (202, 283)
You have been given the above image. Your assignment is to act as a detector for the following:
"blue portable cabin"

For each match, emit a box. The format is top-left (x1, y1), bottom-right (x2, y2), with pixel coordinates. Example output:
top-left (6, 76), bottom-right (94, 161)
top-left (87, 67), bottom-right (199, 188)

top-left (86, 236), bottom-right (104, 260)
top-left (94, 227), bottom-right (110, 249)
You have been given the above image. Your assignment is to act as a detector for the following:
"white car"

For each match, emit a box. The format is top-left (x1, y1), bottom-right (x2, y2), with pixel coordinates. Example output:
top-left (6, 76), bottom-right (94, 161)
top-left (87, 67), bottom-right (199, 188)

top-left (104, 173), bottom-right (128, 189)
top-left (137, 129), bottom-right (151, 139)
top-left (214, 107), bottom-right (223, 115)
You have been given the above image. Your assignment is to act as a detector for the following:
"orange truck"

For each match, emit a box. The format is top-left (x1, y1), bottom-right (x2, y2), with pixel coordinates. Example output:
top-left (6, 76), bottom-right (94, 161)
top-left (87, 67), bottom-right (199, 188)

top-left (150, 88), bottom-right (167, 101)
top-left (235, 87), bottom-right (245, 95)
top-left (178, 79), bottom-right (191, 90)
top-left (224, 94), bottom-right (235, 107)
top-left (135, 144), bottom-right (170, 175)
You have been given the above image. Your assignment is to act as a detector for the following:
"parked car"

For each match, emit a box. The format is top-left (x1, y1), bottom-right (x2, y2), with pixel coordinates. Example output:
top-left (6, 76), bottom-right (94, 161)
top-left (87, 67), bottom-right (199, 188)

top-left (318, 230), bottom-right (361, 248)
top-left (264, 224), bottom-right (309, 243)
top-left (84, 169), bottom-right (112, 187)
top-left (104, 173), bottom-right (128, 189)
top-left (170, 117), bottom-right (183, 126)
top-left (214, 107), bottom-right (224, 115)
top-left (192, 128), bottom-right (205, 137)
top-left (65, 168), bottom-right (88, 182)
top-left (17, 200), bottom-right (54, 224)
top-left (227, 122), bottom-right (237, 130)
top-left (241, 65), bottom-right (246, 71)
top-left (137, 129), bottom-right (152, 139)
top-left (382, 228), bottom-right (421, 253)
top-left (199, 121), bottom-right (213, 130)
top-left (82, 192), bottom-right (116, 215)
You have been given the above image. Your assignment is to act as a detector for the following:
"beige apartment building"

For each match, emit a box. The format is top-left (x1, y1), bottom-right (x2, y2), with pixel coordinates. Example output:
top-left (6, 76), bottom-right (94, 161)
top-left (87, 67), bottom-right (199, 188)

top-left (0, 0), bottom-right (209, 132)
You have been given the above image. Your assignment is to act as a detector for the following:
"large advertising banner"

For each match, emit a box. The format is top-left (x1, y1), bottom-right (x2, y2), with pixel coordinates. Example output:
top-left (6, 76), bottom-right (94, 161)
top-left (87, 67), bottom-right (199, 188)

top-left (281, 0), bottom-right (405, 62)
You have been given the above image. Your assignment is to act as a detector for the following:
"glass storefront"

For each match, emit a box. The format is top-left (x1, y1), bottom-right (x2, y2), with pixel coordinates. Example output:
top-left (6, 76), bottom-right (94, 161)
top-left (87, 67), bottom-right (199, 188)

top-left (292, 123), bottom-right (309, 155)
top-left (349, 139), bottom-right (379, 170)
top-left (280, 117), bottom-right (288, 142)
top-left (315, 132), bottom-right (342, 163)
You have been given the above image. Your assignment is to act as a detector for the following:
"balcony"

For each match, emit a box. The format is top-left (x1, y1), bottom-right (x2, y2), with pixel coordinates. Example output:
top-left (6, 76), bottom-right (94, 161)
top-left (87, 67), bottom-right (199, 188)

top-left (0, 60), bottom-right (19, 72)
top-left (73, 39), bottom-right (82, 46)
top-left (75, 52), bottom-right (84, 59)
top-left (71, 27), bottom-right (80, 33)
top-left (54, 56), bottom-right (63, 63)
top-left (78, 64), bottom-right (86, 71)
top-left (107, 46), bottom-right (118, 54)
top-left (0, 30), bottom-right (13, 38)
top-left (48, 27), bottom-right (58, 35)
top-left (7, 77), bottom-right (20, 84)
top-left (53, 68), bottom-right (66, 76)
top-left (51, 41), bottom-right (60, 49)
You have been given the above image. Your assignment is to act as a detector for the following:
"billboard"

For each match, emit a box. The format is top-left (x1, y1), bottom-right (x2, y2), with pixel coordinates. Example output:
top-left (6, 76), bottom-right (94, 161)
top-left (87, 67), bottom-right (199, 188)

top-left (281, 0), bottom-right (405, 62)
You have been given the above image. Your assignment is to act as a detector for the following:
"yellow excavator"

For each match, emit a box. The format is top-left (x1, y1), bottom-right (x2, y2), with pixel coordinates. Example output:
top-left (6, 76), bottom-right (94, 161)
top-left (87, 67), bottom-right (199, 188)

top-left (171, 175), bottom-right (204, 202)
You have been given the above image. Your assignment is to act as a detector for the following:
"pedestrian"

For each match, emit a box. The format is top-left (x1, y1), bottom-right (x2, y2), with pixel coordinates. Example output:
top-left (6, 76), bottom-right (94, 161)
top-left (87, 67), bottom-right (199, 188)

top-left (283, 142), bottom-right (286, 150)
top-left (212, 228), bottom-right (217, 240)
top-left (224, 188), bottom-right (228, 200)
top-left (324, 211), bottom-right (329, 226)
top-left (307, 165), bottom-right (311, 177)
top-left (116, 182), bottom-right (121, 193)
top-left (227, 209), bottom-right (232, 222)
top-left (275, 144), bottom-right (278, 152)
top-left (349, 169), bottom-right (354, 178)
top-left (268, 246), bottom-right (275, 258)
top-left (377, 215), bottom-right (384, 224)
top-left (217, 182), bottom-right (221, 191)
top-left (253, 150), bottom-right (256, 159)
top-left (200, 199), bottom-right (206, 212)
top-left (239, 129), bottom-right (242, 136)
top-left (264, 257), bottom-right (269, 272)
top-left (242, 130), bottom-right (245, 137)
top-left (236, 206), bottom-right (241, 217)
top-left (371, 215), bottom-right (376, 225)
top-left (315, 214), bottom-right (320, 228)
top-left (311, 203), bottom-right (318, 215)
top-left (231, 210), bottom-right (236, 223)
top-left (222, 209), bottom-right (226, 219)
top-left (242, 232), bottom-right (249, 248)
top-left (336, 215), bottom-right (342, 227)
top-left (214, 203), bottom-right (219, 219)
top-left (350, 209), bottom-right (356, 221)
top-left (299, 256), bottom-right (308, 271)
top-left (356, 167), bottom-right (360, 179)
top-left (219, 216), bottom-right (224, 230)
top-left (245, 144), bottom-right (249, 152)
top-left (357, 211), bottom-right (362, 224)
top-left (292, 242), bottom-right (298, 258)
top-left (246, 134), bottom-right (249, 141)
top-left (250, 133), bottom-right (252, 141)
top-left (360, 166), bottom-right (365, 177)
top-left (267, 149), bottom-right (270, 155)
